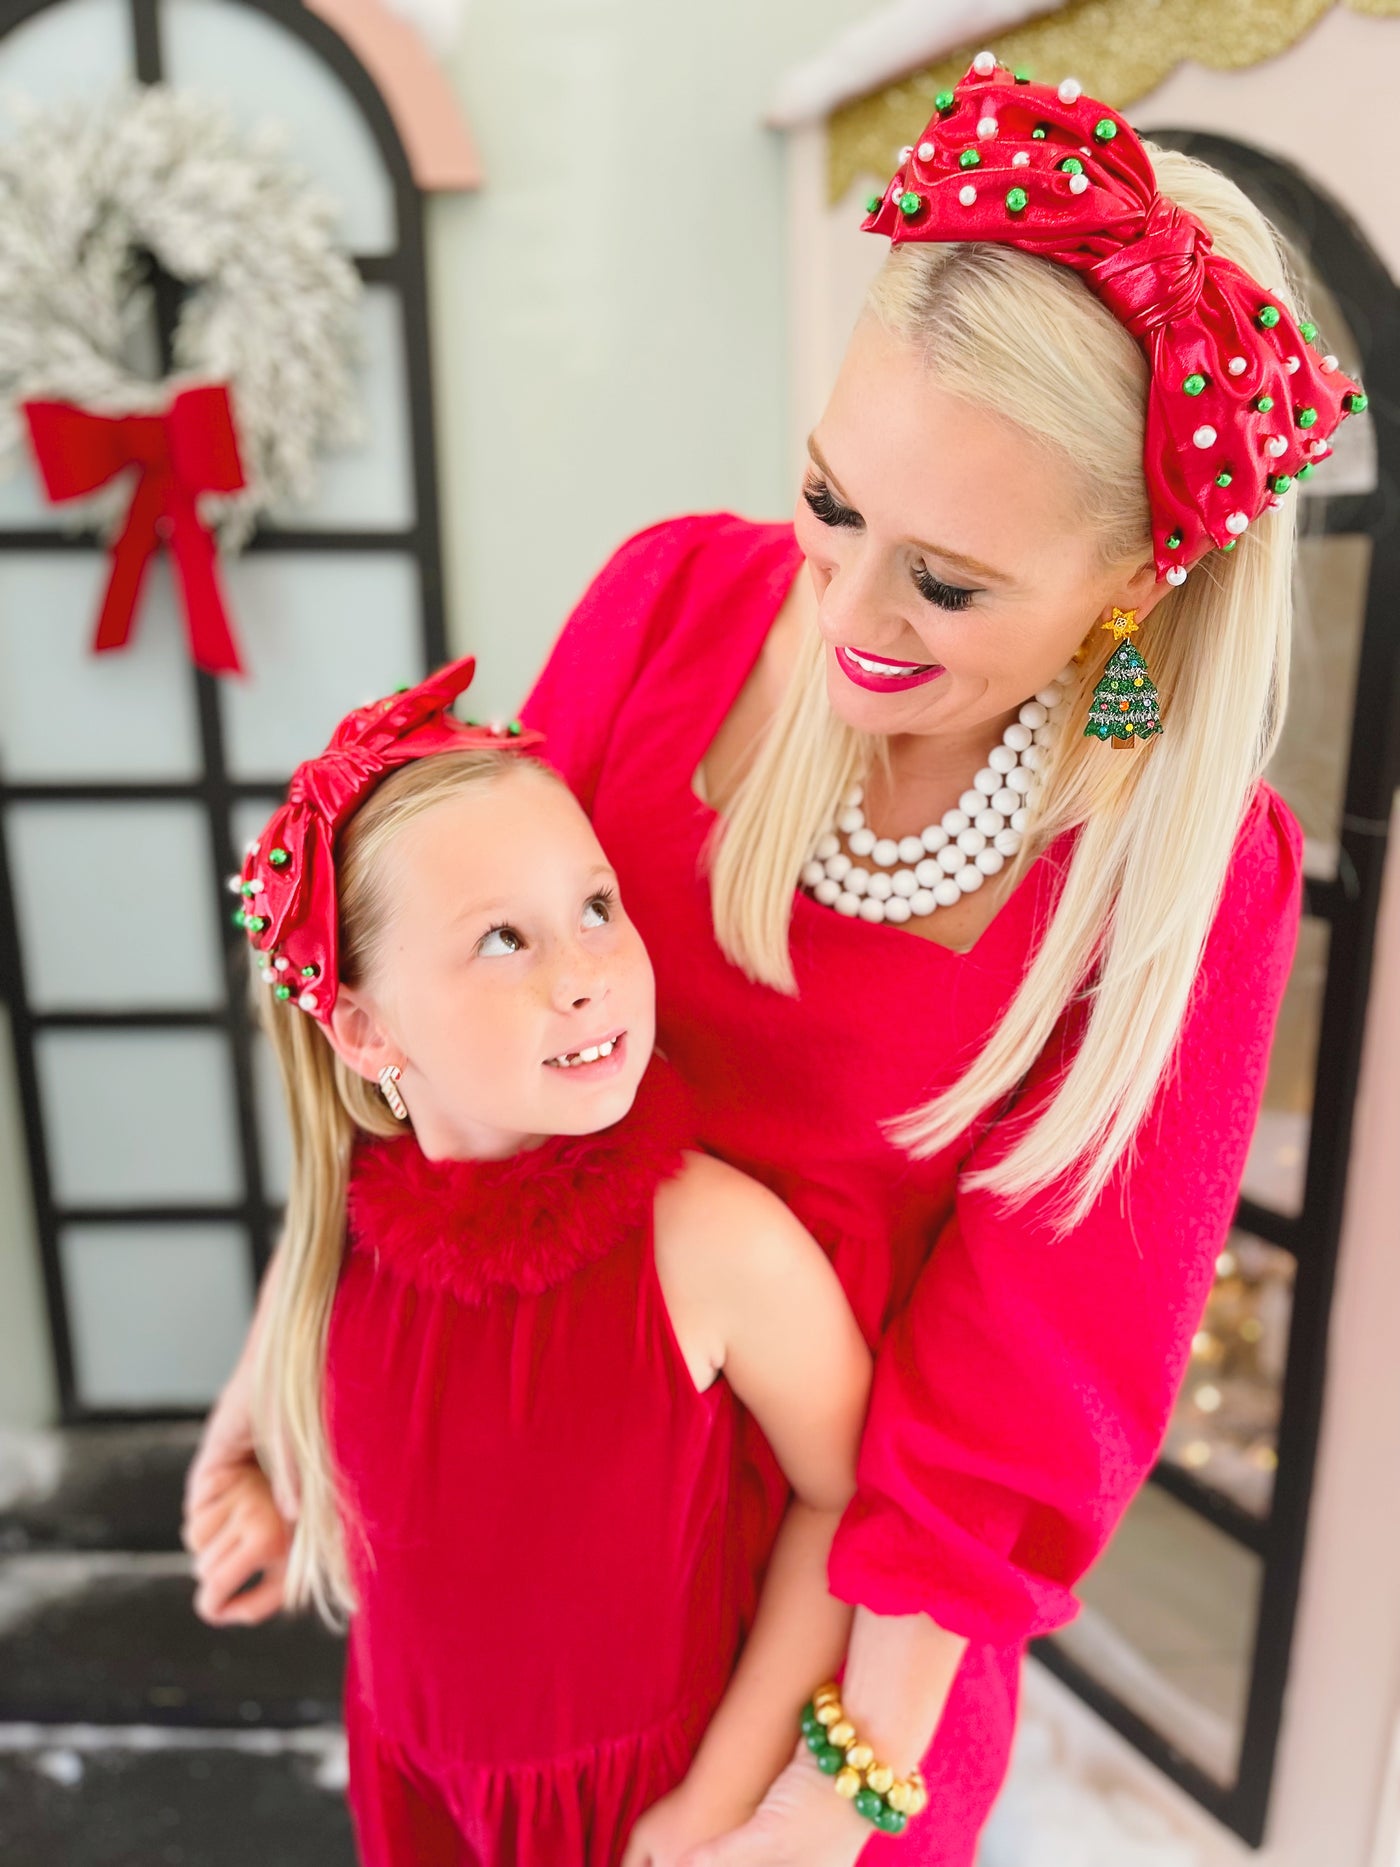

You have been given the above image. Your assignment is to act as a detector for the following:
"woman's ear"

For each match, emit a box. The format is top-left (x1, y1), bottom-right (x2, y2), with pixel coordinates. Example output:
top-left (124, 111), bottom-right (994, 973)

top-left (324, 988), bottom-right (401, 1085)
top-left (1120, 556), bottom-right (1173, 623)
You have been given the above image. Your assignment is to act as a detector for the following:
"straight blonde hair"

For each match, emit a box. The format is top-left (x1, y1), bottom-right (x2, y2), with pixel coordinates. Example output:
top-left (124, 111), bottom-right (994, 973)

top-left (250, 750), bottom-right (547, 1627)
top-left (710, 146), bottom-right (1299, 1228)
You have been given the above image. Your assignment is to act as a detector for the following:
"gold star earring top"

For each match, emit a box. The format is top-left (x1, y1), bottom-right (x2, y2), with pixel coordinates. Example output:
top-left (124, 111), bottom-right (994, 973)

top-left (1102, 606), bottom-right (1140, 641)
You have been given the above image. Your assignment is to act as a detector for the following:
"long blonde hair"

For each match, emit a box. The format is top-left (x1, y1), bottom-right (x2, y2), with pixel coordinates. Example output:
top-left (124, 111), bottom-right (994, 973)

top-left (710, 146), bottom-right (1299, 1227)
top-left (251, 750), bottom-right (545, 1627)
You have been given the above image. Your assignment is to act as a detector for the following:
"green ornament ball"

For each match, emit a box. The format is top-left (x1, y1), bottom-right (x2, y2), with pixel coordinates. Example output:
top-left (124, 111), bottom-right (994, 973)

top-left (865, 194), bottom-right (883, 214)
top-left (1271, 474), bottom-right (1292, 494)
top-left (274, 984), bottom-right (292, 1001)
top-left (935, 89), bottom-right (955, 112)
top-left (1093, 117), bottom-right (1117, 142)
top-left (1345, 390), bottom-right (1368, 414)
top-left (1296, 461), bottom-right (1314, 478)
top-left (1059, 156), bottom-right (1084, 175)
top-left (1182, 373), bottom-right (1206, 396)
top-left (1166, 530), bottom-right (1182, 550)
top-left (1254, 393), bottom-right (1274, 413)
top-left (899, 191), bottom-right (923, 216)
top-left (1296, 405), bottom-right (1318, 428)
top-left (1257, 304), bottom-right (1281, 329)
top-left (1221, 538), bottom-right (1237, 551)
top-left (1215, 470), bottom-right (1233, 488)
top-left (269, 847), bottom-right (290, 868)
top-left (959, 148), bottom-right (981, 170)
top-left (1005, 186), bottom-right (1028, 214)
top-left (1031, 122), bottom-right (1050, 139)
top-left (1299, 320), bottom-right (1318, 342)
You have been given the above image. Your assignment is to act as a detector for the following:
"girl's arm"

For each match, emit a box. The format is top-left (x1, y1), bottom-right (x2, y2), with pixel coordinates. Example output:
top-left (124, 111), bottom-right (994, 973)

top-left (626, 1155), bottom-right (872, 1861)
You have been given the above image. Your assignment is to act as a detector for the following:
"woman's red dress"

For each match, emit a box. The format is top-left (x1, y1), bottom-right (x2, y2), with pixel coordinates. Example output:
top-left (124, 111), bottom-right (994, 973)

top-left (520, 512), bottom-right (1303, 1865)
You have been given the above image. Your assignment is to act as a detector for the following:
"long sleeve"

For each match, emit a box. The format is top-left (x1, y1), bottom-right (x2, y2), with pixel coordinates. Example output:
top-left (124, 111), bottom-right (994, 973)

top-left (828, 785), bottom-right (1304, 1648)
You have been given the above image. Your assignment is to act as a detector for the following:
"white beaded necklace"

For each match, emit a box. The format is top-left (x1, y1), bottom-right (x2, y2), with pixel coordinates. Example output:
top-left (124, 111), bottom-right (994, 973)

top-left (800, 665), bottom-right (1075, 925)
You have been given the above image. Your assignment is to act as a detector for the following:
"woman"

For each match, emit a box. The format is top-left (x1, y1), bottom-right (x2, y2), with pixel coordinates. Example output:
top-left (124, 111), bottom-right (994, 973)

top-left (185, 60), bottom-right (1360, 1865)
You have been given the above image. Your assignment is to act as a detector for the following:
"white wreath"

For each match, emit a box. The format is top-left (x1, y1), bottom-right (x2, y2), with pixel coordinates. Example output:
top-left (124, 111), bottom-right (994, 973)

top-left (0, 83), bottom-right (363, 546)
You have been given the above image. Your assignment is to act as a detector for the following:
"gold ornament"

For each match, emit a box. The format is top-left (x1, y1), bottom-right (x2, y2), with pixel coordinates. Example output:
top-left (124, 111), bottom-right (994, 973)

top-left (887, 1782), bottom-right (913, 1815)
top-left (835, 1767), bottom-right (863, 1798)
top-left (845, 1742), bottom-right (875, 1772)
top-left (867, 1763), bottom-right (896, 1795)
top-left (1102, 605), bottom-right (1140, 641)
top-left (815, 1700), bottom-right (842, 1727)
top-left (828, 1719), bottom-right (857, 1748)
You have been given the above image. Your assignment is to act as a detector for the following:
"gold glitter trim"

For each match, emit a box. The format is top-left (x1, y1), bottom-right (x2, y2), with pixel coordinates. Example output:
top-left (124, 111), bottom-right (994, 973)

top-left (829, 0), bottom-right (1400, 201)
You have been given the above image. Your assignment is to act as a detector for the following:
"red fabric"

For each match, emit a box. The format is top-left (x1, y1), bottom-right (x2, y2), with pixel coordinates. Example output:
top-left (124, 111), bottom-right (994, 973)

top-left (326, 1057), bottom-right (744, 1865)
top-left (22, 385), bottom-right (249, 674)
top-left (862, 58), bottom-right (1363, 576)
top-left (520, 512), bottom-right (1303, 1864)
top-left (237, 656), bottom-right (543, 1022)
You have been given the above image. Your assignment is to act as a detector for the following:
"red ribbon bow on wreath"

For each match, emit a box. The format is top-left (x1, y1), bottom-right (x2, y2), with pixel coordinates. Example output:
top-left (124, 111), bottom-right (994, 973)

top-left (22, 383), bottom-right (249, 675)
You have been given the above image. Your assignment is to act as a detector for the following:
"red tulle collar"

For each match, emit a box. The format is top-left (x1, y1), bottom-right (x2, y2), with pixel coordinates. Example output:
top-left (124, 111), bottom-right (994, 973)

top-left (346, 1054), bottom-right (694, 1305)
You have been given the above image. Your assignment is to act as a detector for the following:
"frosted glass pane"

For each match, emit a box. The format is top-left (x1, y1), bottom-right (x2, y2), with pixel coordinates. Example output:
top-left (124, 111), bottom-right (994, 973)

top-left (253, 1031), bottom-right (292, 1204)
top-left (38, 1029), bottom-right (241, 1204)
top-left (265, 289), bottom-right (415, 530)
top-left (7, 802), bottom-right (224, 1011)
top-left (0, 0), bottom-right (131, 108)
top-left (161, 0), bottom-right (396, 254)
top-left (0, 451), bottom-right (67, 529)
top-left (0, 555), bottom-right (202, 780)
top-left (62, 1222), bottom-right (252, 1408)
top-left (217, 553), bottom-right (421, 778)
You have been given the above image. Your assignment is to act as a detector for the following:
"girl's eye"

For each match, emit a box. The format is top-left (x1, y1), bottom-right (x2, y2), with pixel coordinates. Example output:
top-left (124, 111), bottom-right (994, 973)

top-left (802, 476), bottom-right (861, 529)
top-left (582, 888), bottom-right (617, 929)
top-left (913, 564), bottom-right (976, 612)
top-left (478, 925), bottom-right (523, 957)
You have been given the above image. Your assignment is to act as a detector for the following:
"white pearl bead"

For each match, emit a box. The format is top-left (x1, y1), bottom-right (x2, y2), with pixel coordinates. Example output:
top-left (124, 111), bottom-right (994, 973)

top-left (1058, 76), bottom-right (1082, 102)
top-left (1227, 356), bottom-right (1247, 376)
top-left (974, 809), bottom-right (1005, 837)
top-left (1068, 173), bottom-right (1089, 196)
top-left (298, 991), bottom-right (320, 1014)
top-left (849, 827), bottom-right (876, 856)
top-left (1018, 700), bottom-right (1049, 729)
top-left (1057, 665), bottom-right (1077, 684)
top-left (835, 891), bottom-right (861, 917)
top-left (1022, 744), bottom-right (1044, 771)
top-left (944, 809), bottom-right (971, 835)
top-left (825, 852), bottom-right (851, 881)
top-left (1284, 355), bottom-right (1300, 374)
top-left (975, 767), bottom-right (1001, 795)
top-left (867, 871), bottom-right (894, 900)
top-left (1225, 511), bottom-right (1248, 535)
top-left (1012, 151), bottom-right (1030, 167)
top-left (814, 878), bottom-right (842, 906)
top-left (891, 871), bottom-right (919, 898)
top-left (994, 828), bottom-right (1022, 857)
top-left (1309, 439), bottom-right (1329, 457)
top-left (846, 867), bottom-right (870, 896)
top-left (859, 897), bottom-right (886, 923)
top-left (1193, 425), bottom-right (1217, 448)
top-left (260, 968), bottom-right (277, 984)
top-left (898, 835), bottom-right (925, 864)
top-left (1321, 354), bottom-right (1338, 372)
top-left (975, 847), bottom-right (1005, 876)
top-left (973, 48), bottom-right (996, 74)
top-left (274, 957), bottom-right (290, 971)
top-left (1034, 686), bottom-right (1062, 708)
top-left (921, 824), bottom-right (949, 852)
top-left (933, 878), bottom-right (962, 908)
top-left (957, 827), bottom-right (986, 855)
top-left (910, 889), bottom-right (937, 916)
top-left (838, 807), bottom-right (863, 834)
top-left (958, 184), bottom-right (978, 208)
top-left (937, 845), bottom-right (967, 873)
top-left (959, 789), bottom-right (984, 817)
top-left (1165, 565), bottom-right (1188, 586)
top-left (1007, 766), bottom-right (1033, 795)
top-left (956, 864), bottom-right (984, 893)
top-left (872, 837), bottom-right (900, 867)
top-left (989, 744), bottom-right (1018, 774)
top-left (815, 832), bottom-right (840, 860)
top-left (1033, 725), bottom-right (1054, 745)
top-left (917, 141), bottom-right (936, 160)
top-left (884, 896), bottom-right (912, 923)
top-left (1266, 436), bottom-right (1288, 458)
top-left (802, 860), bottom-right (826, 888)
top-left (977, 115), bottom-right (998, 139)
top-left (1010, 807), bottom-right (1029, 833)
top-left (899, 146), bottom-right (913, 162)
top-left (844, 784), bottom-right (863, 808)
top-left (991, 787), bottom-right (1020, 815)
top-left (914, 858), bottom-right (942, 888)
top-left (1004, 722), bottom-right (1033, 752)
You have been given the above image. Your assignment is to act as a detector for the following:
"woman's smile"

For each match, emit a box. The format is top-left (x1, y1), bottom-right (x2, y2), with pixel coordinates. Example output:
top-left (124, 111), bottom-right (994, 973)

top-left (835, 643), bottom-right (946, 692)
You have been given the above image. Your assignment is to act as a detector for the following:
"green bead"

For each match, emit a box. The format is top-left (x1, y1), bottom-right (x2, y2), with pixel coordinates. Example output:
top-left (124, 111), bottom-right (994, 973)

top-left (816, 1745), bottom-right (846, 1775)
top-left (1271, 474), bottom-right (1292, 494)
top-left (392, 683), bottom-right (411, 694)
top-left (805, 1726), bottom-right (826, 1754)
top-left (1296, 461), bottom-right (1314, 478)
top-left (1257, 304), bottom-right (1281, 328)
top-left (898, 191), bottom-right (923, 215)
top-left (232, 909), bottom-right (247, 928)
top-left (1005, 186), bottom-right (1028, 214)
top-left (274, 984), bottom-right (292, 1001)
top-left (876, 1805), bottom-right (909, 1835)
top-left (1093, 117), bottom-right (1117, 142)
top-left (1166, 530), bottom-right (1182, 550)
top-left (935, 89), bottom-right (955, 112)
top-left (1059, 156), bottom-right (1083, 175)
top-left (1215, 470), bottom-right (1233, 488)
top-left (854, 1788), bottom-right (885, 1822)
top-left (269, 848), bottom-right (289, 867)
top-left (508, 721), bottom-right (523, 736)
top-left (246, 915), bottom-right (267, 934)
top-left (959, 148), bottom-right (980, 169)
top-left (1182, 373), bottom-right (1206, 396)
top-left (1299, 320), bottom-right (1318, 342)
top-left (1014, 66), bottom-right (1032, 82)
top-left (240, 881), bottom-right (257, 896)
top-left (1254, 393), bottom-right (1274, 412)
top-left (1345, 390), bottom-right (1368, 413)
top-left (301, 964), bottom-right (318, 978)
top-left (1220, 538), bottom-right (1237, 551)
top-left (1296, 405), bottom-right (1318, 428)
top-left (1032, 122), bottom-right (1050, 139)
top-left (865, 194), bottom-right (883, 214)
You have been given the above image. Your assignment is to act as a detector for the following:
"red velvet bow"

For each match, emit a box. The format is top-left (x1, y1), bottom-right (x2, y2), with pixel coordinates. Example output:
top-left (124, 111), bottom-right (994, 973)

top-left (863, 61), bottom-right (1366, 578)
top-left (236, 656), bottom-right (546, 1023)
top-left (22, 384), bottom-right (248, 674)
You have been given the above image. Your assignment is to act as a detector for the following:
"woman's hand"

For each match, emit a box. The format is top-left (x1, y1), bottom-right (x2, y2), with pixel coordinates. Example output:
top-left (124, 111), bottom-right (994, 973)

top-left (183, 1459), bottom-right (292, 1626)
top-left (673, 1750), bottom-right (872, 1867)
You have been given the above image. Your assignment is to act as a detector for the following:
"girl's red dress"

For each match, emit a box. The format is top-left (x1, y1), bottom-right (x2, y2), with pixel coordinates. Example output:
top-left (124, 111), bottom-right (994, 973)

top-left (520, 512), bottom-right (1304, 1866)
top-left (326, 1059), bottom-right (745, 1866)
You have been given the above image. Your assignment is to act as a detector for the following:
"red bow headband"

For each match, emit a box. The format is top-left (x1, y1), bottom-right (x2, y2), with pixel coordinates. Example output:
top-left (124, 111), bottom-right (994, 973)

top-left (232, 657), bottom-right (545, 1023)
top-left (862, 55), bottom-right (1367, 580)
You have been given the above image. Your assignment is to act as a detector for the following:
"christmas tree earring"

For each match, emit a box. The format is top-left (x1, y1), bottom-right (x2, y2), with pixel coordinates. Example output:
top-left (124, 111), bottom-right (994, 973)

top-left (1084, 607), bottom-right (1164, 748)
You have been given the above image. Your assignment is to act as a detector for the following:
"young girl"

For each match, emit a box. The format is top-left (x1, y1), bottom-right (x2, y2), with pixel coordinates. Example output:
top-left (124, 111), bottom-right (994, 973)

top-left (187, 658), bottom-right (874, 1867)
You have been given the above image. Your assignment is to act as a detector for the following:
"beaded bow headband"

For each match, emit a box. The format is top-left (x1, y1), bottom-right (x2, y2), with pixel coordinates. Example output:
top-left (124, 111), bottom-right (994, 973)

top-left (231, 657), bottom-right (544, 1023)
top-left (862, 53), bottom-right (1366, 582)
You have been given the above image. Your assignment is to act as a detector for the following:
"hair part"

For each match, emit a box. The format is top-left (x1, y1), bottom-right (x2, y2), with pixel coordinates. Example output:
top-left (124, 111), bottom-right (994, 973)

top-left (709, 144), bottom-right (1298, 1229)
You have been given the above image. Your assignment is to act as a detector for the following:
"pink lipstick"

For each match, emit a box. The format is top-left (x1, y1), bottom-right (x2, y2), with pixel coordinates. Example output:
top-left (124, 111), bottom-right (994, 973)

top-left (835, 645), bottom-right (946, 694)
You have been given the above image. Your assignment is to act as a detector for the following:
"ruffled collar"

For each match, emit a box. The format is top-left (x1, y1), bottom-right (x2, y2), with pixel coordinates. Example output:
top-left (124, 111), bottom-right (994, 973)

top-left (346, 1054), bottom-right (694, 1305)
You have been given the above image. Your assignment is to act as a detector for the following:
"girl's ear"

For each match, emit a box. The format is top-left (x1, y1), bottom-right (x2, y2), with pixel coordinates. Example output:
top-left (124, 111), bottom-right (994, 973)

top-left (324, 989), bottom-right (401, 1085)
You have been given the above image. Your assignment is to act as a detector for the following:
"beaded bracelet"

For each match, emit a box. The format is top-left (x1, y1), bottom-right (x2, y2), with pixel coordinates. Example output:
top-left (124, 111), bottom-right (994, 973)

top-left (800, 1683), bottom-right (929, 1836)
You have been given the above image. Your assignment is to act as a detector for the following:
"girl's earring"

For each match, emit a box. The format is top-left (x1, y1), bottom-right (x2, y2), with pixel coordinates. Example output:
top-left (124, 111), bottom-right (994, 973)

top-left (1084, 606), bottom-right (1164, 748)
top-left (378, 1065), bottom-right (409, 1122)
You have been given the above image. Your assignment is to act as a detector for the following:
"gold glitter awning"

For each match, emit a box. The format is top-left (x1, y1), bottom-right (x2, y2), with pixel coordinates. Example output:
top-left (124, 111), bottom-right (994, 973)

top-left (828, 0), bottom-right (1400, 202)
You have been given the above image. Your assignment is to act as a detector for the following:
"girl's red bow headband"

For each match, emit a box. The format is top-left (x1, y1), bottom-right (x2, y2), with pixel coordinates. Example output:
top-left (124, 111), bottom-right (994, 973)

top-left (862, 54), bottom-right (1366, 581)
top-left (231, 657), bottom-right (544, 1023)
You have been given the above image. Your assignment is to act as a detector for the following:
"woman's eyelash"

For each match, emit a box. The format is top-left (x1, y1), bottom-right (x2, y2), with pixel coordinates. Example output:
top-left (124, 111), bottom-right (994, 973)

top-left (802, 476), bottom-right (861, 529)
top-left (588, 886), bottom-right (617, 914)
top-left (913, 566), bottom-right (975, 612)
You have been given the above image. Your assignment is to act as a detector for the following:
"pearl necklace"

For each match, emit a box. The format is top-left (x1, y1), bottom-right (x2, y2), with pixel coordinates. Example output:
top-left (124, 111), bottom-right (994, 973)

top-left (800, 666), bottom-right (1074, 924)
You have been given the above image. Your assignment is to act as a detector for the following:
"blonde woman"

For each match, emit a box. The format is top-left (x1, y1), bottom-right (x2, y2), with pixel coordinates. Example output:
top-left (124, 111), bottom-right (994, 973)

top-left (186, 61), bottom-right (1363, 1865)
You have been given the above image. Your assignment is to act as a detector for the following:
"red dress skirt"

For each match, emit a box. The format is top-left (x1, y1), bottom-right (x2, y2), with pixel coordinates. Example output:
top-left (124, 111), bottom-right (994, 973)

top-left (325, 1061), bottom-right (744, 1866)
